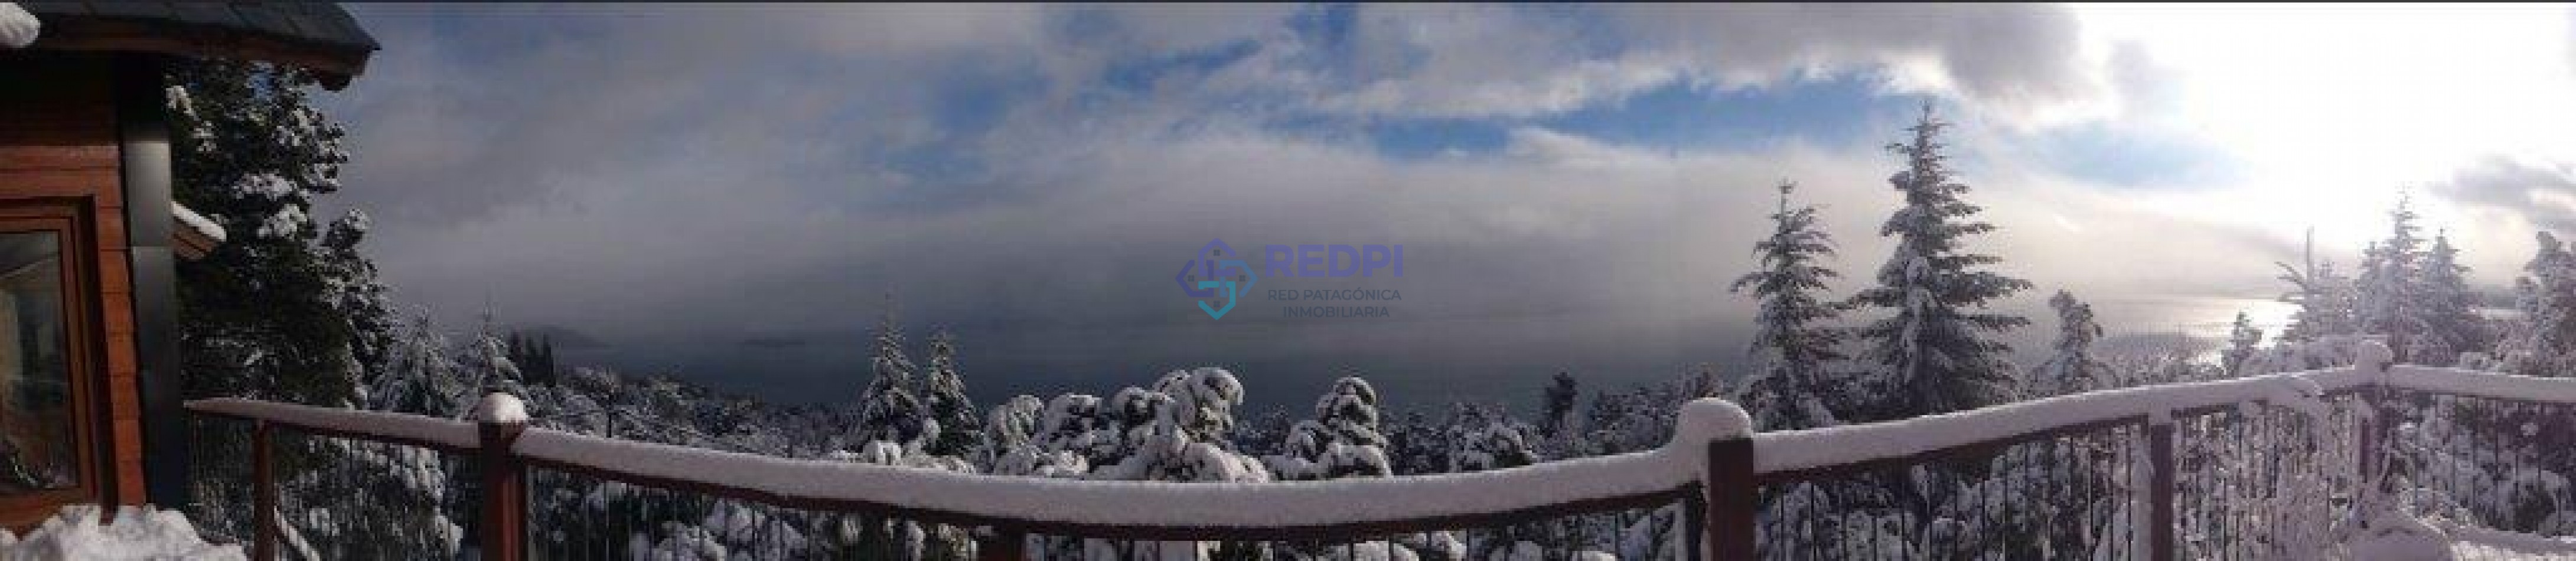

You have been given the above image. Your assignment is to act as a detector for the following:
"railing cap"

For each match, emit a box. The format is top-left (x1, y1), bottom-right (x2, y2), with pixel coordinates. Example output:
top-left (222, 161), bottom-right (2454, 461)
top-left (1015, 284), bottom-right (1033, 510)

top-left (477, 392), bottom-right (529, 424)
top-left (1671, 397), bottom-right (1752, 446)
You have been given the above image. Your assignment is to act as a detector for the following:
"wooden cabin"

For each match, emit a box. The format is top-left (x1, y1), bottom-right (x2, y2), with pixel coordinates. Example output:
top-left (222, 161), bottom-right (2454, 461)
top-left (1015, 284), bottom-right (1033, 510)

top-left (0, 2), bottom-right (373, 527)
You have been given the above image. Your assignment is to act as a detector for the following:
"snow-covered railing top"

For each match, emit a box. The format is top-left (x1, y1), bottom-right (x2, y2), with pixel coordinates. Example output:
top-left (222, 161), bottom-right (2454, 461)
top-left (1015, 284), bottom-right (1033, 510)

top-left (187, 397), bottom-right (480, 452)
top-left (1756, 368), bottom-right (2347, 478)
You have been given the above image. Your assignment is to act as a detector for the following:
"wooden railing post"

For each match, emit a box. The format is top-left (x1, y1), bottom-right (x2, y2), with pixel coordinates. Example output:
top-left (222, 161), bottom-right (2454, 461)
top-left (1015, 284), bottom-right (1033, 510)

top-left (2357, 384), bottom-right (2383, 498)
top-left (475, 393), bottom-right (531, 561)
top-left (252, 420), bottom-right (276, 561)
top-left (2352, 339), bottom-right (2395, 524)
top-left (2146, 416), bottom-right (2177, 561)
top-left (1680, 398), bottom-right (1757, 561)
top-left (1705, 436), bottom-right (1757, 560)
top-left (978, 529), bottom-right (1027, 561)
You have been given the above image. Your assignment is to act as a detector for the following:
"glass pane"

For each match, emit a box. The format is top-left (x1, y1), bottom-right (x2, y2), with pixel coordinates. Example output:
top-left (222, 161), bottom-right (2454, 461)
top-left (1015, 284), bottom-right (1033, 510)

top-left (0, 231), bottom-right (74, 494)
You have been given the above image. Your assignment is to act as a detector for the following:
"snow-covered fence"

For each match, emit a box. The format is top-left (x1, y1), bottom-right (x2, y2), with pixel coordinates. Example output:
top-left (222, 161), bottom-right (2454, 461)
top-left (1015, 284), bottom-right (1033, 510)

top-left (178, 340), bottom-right (2576, 560)
top-left (2362, 364), bottom-right (2576, 542)
top-left (184, 394), bottom-right (1751, 561)
top-left (1742, 355), bottom-right (2369, 560)
top-left (185, 396), bottom-right (486, 560)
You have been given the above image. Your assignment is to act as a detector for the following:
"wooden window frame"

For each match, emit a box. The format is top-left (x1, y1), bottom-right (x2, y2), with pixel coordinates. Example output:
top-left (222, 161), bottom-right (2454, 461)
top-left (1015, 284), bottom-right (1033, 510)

top-left (0, 200), bottom-right (103, 529)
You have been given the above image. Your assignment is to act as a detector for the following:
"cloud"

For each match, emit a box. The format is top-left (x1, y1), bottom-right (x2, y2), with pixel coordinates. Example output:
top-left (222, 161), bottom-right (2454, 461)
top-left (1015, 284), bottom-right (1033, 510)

top-left (2434, 156), bottom-right (2576, 233)
top-left (317, 4), bottom-right (2439, 409)
top-left (1290, 4), bottom-right (2094, 121)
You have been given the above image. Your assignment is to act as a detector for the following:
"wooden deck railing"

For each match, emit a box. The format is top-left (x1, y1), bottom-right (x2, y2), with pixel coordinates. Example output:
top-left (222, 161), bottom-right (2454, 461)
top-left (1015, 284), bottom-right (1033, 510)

top-left (182, 340), bottom-right (2576, 560)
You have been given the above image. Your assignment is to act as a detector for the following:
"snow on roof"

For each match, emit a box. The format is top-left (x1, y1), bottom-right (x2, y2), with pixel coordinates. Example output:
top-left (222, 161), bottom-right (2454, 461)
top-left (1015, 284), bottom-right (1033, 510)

top-left (172, 203), bottom-right (224, 244)
top-left (0, 3), bottom-right (38, 48)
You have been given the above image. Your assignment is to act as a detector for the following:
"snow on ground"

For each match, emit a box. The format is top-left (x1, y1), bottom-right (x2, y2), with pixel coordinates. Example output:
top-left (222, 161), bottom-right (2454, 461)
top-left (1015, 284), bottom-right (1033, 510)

top-left (0, 504), bottom-right (244, 561)
top-left (2438, 521), bottom-right (2576, 561)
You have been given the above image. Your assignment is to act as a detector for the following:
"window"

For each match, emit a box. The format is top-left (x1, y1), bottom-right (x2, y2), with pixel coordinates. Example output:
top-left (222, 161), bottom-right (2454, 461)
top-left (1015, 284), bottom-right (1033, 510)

top-left (0, 204), bottom-right (98, 525)
top-left (0, 231), bottom-right (74, 495)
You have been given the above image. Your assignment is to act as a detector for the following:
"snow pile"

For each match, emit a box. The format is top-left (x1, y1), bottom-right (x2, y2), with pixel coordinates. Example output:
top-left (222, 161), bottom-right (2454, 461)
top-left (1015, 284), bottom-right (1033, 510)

top-left (476, 392), bottom-right (528, 423)
top-left (2443, 521), bottom-right (2576, 560)
top-left (2345, 512), bottom-right (2448, 561)
top-left (0, 504), bottom-right (244, 561)
top-left (0, 3), bottom-right (37, 49)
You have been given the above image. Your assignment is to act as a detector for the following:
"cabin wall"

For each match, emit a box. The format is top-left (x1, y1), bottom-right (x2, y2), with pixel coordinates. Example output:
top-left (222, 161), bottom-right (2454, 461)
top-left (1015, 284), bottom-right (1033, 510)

top-left (0, 53), bottom-right (150, 510)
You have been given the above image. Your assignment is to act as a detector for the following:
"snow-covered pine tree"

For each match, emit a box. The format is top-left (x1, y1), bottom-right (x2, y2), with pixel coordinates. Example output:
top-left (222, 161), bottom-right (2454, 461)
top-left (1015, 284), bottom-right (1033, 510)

top-left (166, 59), bottom-right (409, 544)
top-left (1266, 377), bottom-right (1392, 481)
top-left (1540, 372), bottom-right (1578, 438)
top-left (1730, 180), bottom-right (1848, 431)
top-left (2024, 291), bottom-right (2110, 399)
top-left (919, 329), bottom-right (982, 458)
top-left (365, 312), bottom-right (471, 416)
top-left (1447, 404), bottom-right (1539, 472)
top-left (2507, 232), bottom-right (2576, 377)
top-left (1847, 104), bottom-right (2032, 421)
top-left (2278, 265), bottom-right (2360, 344)
top-left (2356, 195), bottom-right (2431, 362)
top-left (856, 297), bottom-right (924, 447)
top-left (2412, 231), bottom-right (2491, 366)
top-left (1686, 362), bottom-right (1725, 399)
top-left (2220, 311), bottom-right (2264, 376)
top-left (168, 60), bottom-right (390, 407)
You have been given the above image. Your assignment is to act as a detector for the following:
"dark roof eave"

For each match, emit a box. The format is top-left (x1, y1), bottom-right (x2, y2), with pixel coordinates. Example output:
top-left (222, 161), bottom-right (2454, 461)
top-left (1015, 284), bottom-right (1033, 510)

top-left (19, 2), bottom-right (377, 89)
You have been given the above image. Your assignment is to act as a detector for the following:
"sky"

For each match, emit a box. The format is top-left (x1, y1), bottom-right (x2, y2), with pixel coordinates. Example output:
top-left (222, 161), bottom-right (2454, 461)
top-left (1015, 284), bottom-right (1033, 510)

top-left (317, 3), bottom-right (2576, 412)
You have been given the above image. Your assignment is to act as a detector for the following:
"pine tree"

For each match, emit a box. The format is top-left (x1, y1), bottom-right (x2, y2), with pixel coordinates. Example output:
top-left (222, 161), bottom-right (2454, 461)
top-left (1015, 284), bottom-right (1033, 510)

top-left (856, 297), bottom-right (923, 446)
top-left (2025, 291), bottom-right (2109, 398)
top-left (2221, 311), bottom-right (2264, 376)
top-left (1267, 376), bottom-right (1392, 480)
top-left (2356, 195), bottom-right (2430, 361)
top-left (1848, 104), bottom-right (2032, 420)
top-left (919, 329), bottom-right (981, 458)
top-left (2412, 232), bottom-right (2490, 366)
top-left (2276, 226), bottom-right (2359, 344)
top-left (168, 60), bottom-right (390, 407)
top-left (1730, 180), bottom-right (1848, 430)
top-left (2508, 232), bottom-right (2576, 377)
top-left (1539, 372), bottom-right (1578, 438)
top-left (367, 312), bottom-right (468, 416)
top-left (1447, 404), bottom-right (1538, 472)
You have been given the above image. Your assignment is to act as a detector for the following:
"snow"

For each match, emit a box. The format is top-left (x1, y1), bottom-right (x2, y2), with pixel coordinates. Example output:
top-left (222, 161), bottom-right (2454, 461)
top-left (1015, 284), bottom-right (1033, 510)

top-left (1753, 364), bottom-right (2357, 472)
top-left (510, 398), bottom-right (1749, 530)
top-left (2383, 365), bottom-right (2576, 404)
top-left (476, 392), bottom-right (529, 423)
top-left (2443, 521), bottom-right (2576, 560)
top-left (0, 504), bottom-right (243, 561)
top-left (171, 203), bottom-right (226, 244)
top-left (0, 3), bottom-right (35, 49)
top-left (186, 397), bottom-right (480, 450)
